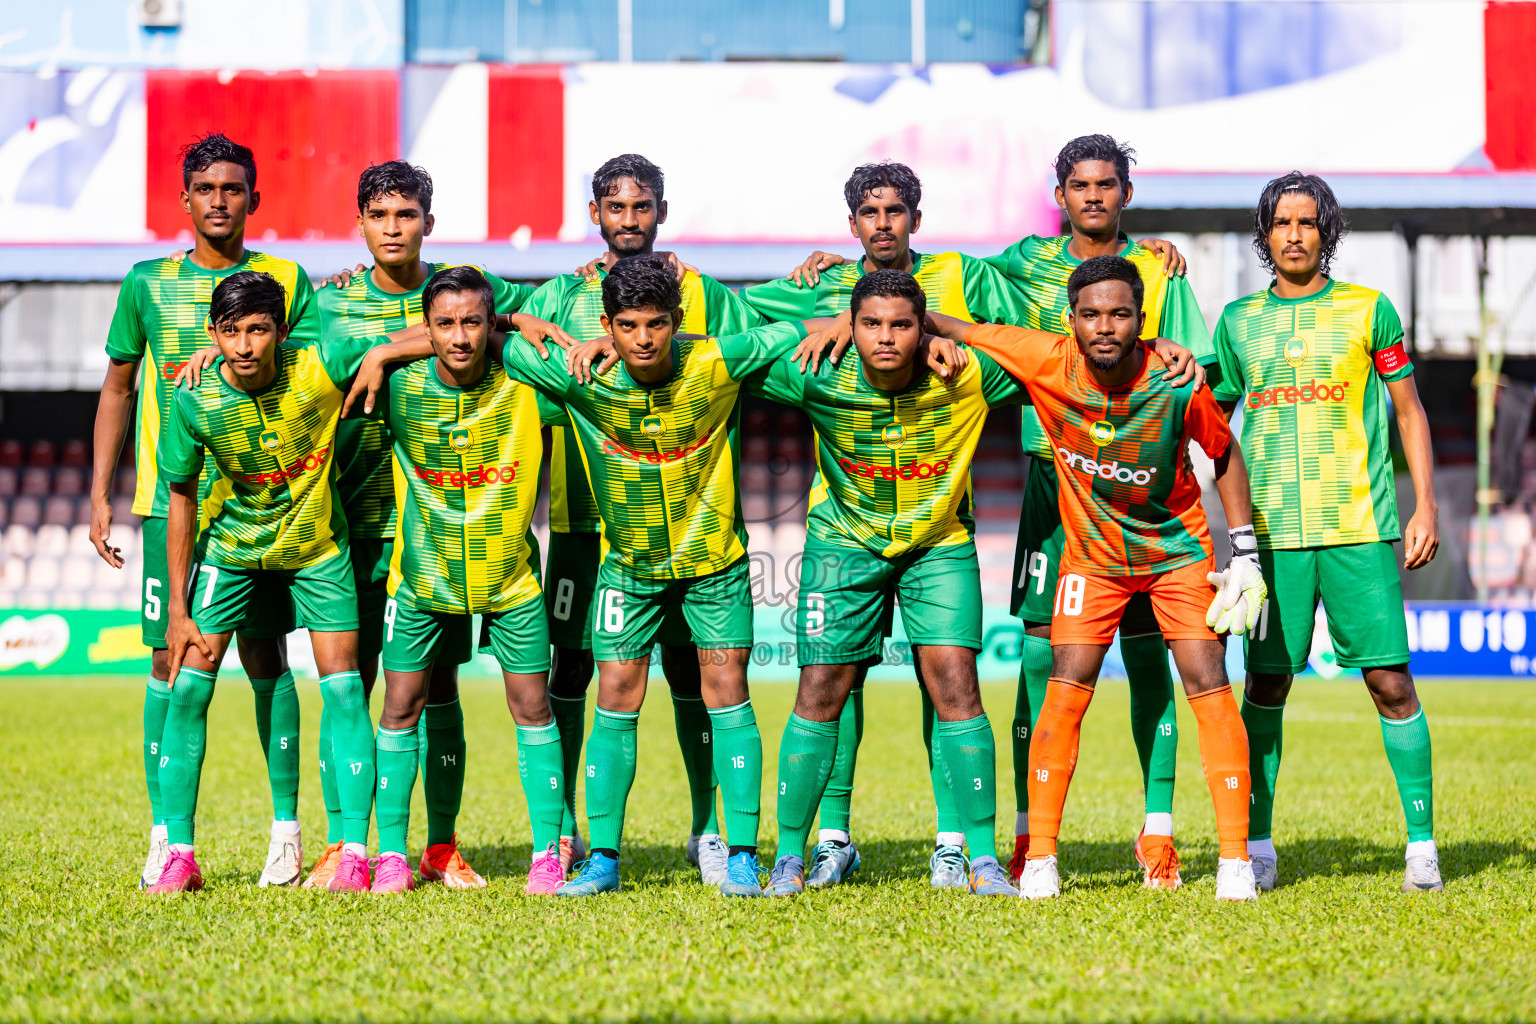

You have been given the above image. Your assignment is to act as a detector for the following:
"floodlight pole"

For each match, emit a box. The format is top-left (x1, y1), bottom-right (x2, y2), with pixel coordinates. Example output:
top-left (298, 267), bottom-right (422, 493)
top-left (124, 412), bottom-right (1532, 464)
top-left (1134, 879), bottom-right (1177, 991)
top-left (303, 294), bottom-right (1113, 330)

top-left (1474, 235), bottom-right (1496, 603)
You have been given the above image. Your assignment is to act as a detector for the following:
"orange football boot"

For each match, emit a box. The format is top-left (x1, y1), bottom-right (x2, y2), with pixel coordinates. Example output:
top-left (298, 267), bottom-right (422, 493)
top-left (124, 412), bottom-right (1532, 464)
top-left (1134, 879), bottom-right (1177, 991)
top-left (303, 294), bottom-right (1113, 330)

top-left (301, 841), bottom-right (344, 890)
top-left (419, 834), bottom-right (487, 889)
top-left (1133, 829), bottom-right (1182, 890)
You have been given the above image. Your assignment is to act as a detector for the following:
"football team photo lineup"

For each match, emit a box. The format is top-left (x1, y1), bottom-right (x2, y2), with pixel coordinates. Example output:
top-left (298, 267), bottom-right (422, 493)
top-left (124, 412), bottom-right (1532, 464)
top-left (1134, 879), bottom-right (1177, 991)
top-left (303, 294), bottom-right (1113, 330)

top-left (94, 130), bottom-right (1445, 905)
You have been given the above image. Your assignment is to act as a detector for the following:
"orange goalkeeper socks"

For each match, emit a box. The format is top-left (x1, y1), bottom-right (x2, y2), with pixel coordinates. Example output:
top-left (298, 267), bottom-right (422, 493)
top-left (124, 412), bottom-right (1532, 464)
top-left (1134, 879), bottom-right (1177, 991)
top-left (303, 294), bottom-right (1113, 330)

top-left (1024, 678), bottom-right (1095, 859)
top-left (1187, 685), bottom-right (1251, 860)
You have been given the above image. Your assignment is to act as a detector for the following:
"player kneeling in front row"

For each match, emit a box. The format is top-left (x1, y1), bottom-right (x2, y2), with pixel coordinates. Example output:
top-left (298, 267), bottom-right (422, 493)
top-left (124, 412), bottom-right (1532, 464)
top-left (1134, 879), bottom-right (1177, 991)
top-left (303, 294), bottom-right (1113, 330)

top-left (514, 255), bottom-right (818, 897)
top-left (154, 272), bottom-right (379, 893)
top-left (367, 267), bottom-right (570, 894)
top-left (755, 270), bottom-right (1023, 897)
top-left (928, 256), bottom-right (1267, 901)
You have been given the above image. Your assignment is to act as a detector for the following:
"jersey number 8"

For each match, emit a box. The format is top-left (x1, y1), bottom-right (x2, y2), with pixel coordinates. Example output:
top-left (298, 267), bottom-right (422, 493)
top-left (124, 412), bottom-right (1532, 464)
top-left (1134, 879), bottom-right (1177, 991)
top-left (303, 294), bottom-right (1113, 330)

top-left (1054, 573), bottom-right (1086, 617)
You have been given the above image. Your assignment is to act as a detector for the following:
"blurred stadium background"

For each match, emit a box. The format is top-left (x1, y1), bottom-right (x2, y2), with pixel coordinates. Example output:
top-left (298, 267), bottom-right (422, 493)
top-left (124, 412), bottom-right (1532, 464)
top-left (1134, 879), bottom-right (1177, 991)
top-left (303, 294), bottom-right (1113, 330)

top-left (2, 0), bottom-right (1535, 681)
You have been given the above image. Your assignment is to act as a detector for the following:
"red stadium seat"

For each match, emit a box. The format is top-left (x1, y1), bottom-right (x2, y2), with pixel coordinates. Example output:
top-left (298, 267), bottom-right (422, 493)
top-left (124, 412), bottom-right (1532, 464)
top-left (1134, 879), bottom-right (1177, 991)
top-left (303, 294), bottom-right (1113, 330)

top-left (27, 441), bottom-right (57, 469)
top-left (0, 440), bottom-right (21, 469)
top-left (60, 440), bottom-right (89, 468)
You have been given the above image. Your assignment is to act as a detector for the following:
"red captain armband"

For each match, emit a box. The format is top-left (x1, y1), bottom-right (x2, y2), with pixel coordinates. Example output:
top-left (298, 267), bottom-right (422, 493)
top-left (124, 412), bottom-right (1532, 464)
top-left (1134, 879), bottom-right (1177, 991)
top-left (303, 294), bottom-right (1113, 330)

top-left (1373, 342), bottom-right (1410, 376)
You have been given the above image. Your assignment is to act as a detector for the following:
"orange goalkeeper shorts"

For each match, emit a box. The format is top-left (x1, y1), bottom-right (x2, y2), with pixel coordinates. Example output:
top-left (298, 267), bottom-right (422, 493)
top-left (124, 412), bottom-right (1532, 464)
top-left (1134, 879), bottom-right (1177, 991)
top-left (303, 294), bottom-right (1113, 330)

top-left (1050, 556), bottom-right (1219, 646)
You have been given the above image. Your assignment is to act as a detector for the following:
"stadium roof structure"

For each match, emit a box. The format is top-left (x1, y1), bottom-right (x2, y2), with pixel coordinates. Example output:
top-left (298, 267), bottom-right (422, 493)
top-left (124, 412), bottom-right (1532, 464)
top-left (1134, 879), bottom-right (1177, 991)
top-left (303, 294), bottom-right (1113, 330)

top-left (1117, 172), bottom-right (1536, 237)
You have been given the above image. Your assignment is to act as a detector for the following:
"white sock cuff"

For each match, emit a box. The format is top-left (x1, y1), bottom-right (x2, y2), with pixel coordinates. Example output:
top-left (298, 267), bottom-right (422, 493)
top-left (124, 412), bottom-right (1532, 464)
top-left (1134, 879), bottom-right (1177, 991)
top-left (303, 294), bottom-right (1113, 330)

top-left (817, 829), bottom-right (850, 845)
top-left (936, 831), bottom-right (965, 849)
top-left (1143, 812), bottom-right (1174, 837)
top-left (1405, 839), bottom-right (1437, 860)
top-left (1015, 812), bottom-right (1029, 836)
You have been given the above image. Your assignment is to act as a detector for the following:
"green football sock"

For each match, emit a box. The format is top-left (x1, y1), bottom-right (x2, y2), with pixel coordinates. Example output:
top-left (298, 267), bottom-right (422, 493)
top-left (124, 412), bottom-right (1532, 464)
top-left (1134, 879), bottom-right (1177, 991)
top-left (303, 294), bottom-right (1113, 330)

top-left (774, 714), bottom-right (840, 859)
top-left (935, 714), bottom-right (999, 861)
top-left (708, 700), bottom-right (762, 850)
top-left (923, 685), bottom-right (963, 837)
top-left (1013, 635), bottom-right (1051, 816)
top-left (816, 685), bottom-right (863, 833)
top-left (423, 700), bottom-right (467, 848)
top-left (1380, 709), bottom-right (1435, 842)
top-left (318, 671), bottom-right (374, 847)
top-left (517, 722), bottom-right (567, 852)
top-left (374, 726), bottom-right (419, 856)
top-left (585, 708), bottom-right (639, 853)
top-left (249, 670), bottom-right (300, 822)
top-left (1123, 634), bottom-right (1178, 816)
top-left (318, 709), bottom-right (342, 844)
top-left (1241, 699), bottom-right (1285, 841)
top-left (143, 675), bottom-right (172, 827)
top-left (549, 693), bottom-right (586, 838)
top-left (671, 693), bottom-right (720, 835)
top-left (159, 668), bottom-right (217, 847)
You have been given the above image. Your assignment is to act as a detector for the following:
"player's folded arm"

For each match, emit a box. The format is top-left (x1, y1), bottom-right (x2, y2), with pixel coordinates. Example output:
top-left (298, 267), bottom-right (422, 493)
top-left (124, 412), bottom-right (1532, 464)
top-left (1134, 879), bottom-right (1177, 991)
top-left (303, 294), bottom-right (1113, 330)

top-left (717, 320), bottom-right (811, 381)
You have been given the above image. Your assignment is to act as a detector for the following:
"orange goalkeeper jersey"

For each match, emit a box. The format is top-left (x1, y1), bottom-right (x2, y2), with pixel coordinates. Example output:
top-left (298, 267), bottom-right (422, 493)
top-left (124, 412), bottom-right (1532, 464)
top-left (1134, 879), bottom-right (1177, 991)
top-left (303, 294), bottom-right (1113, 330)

top-left (969, 324), bottom-right (1232, 576)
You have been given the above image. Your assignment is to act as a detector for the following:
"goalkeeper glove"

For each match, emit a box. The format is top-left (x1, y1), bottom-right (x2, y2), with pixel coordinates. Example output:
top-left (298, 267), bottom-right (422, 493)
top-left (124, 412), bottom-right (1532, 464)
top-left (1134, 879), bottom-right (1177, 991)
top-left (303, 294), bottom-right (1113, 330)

top-left (1205, 525), bottom-right (1269, 636)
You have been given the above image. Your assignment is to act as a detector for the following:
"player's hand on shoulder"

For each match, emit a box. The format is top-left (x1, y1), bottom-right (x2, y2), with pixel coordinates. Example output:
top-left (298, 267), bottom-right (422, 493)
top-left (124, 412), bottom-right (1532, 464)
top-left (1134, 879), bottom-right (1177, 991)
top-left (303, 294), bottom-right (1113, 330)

top-left (655, 251), bottom-right (699, 282)
top-left (1403, 507), bottom-right (1440, 570)
top-left (1151, 338), bottom-right (1205, 389)
top-left (566, 336), bottom-right (618, 384)
top-left (318, 264), bottom-right (367, 289)
top-left (794, 310), bottom-right (853, 374)
top-left (342, 348), bottom-right (391, 418)
top-left (789, 251), bottom-right (847, 288)
top-left (576, 255), bottom-right (605, 282)
top-left (920, 335), bottom-right (969, 383)
top-left (505, 313), bottom-right (572, 360)
top-left (1139, 238), bottom-right (1186, 278)
top-left (173, 346), bottom-right (221, 389)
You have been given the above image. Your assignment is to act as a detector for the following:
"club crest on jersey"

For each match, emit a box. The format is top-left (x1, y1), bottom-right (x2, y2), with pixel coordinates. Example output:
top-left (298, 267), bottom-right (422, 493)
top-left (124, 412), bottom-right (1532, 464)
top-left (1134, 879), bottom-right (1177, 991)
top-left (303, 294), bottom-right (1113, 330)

top-left (881, 423), bottom-right (905, 449)
top-left (1284, 336), bottom-right (1308, 367)
top-left (259, 431), bottom-right (280, 451)
top-left (641, 414), bottom-right (664, 437)
top-left (449, 427), bottom-right (471, 450)
top-left (1088, 420), bottom-right (1115, 447)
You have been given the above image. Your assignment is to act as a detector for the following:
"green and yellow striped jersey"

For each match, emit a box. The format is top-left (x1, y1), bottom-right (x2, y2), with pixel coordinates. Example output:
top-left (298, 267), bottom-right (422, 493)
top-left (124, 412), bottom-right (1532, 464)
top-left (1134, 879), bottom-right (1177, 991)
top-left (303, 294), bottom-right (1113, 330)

top-left (983, 234), bottom-right (1214, 457)
top-left (519, 267), bottom-right (764, 534)
top-left (741, 250), bottom-right (1027, 326)
top-left (105, 250), bottom-right (317, 519)
top-left (1211, 279), bottom-right (1413, 550)
top-left (315, 264), bottom-right (532, 540)
top-left (503, 321), bottom-right (807, 580)
top-left (384, 357), bottom-right (560, 613)
top-left (157, 336), bottom-right (374, 570)
top-left (750, 347), bottom-right (1024, 556)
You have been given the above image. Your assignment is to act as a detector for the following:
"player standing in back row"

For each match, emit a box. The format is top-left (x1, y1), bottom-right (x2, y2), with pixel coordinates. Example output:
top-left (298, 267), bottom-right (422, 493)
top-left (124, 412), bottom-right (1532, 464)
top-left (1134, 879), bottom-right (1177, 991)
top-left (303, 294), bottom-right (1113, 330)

top-left (1210, 172), bottom-right (1442, 893)
top-left (90, 133), bottom-right (310, 890)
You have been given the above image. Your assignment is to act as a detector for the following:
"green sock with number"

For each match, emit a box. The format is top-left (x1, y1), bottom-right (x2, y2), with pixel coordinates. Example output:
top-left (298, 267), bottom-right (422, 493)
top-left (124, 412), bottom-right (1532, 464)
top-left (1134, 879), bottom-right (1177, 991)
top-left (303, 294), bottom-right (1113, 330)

top-left (1012, 635), bottom-right (1051, 822)
top-left (318, 709), bottom-right (343, 844)
top-left (775, 714), bottom-right (840, 859)
top-left (1123, 634), bottom-right (1178, 817)
top-left (249, 670), bottom-right (300, 822)
top-left (143, 675), bottom-right (172, 826)
top-left (936, 714), bottom-right (999, 861)
top-left (585, 708), bottom-right (639, 853)
top-left (549, 693), bottom-right (586, 839)
top-left (423, 699), bottom-right (467, 848)
top-left (1380, 709), bottom-right (1435, 842)
top-left (923, 685), bottom-right (964, 838)
top-left (517, 722), bottom-right (567, 852)
top-left (158, 668), bottom-right (217, 847)
top-left (671, 693), bottom-right (720, 835)
top-left (708, 700), bottom-right (763, 850)
top-left (374, 726), bottom-right (419, 857)
top-left (816, 686), bottom-right (863, 833)
top-left (1241, 699), bottom-right (1285, 840)
top-left (318, 671), bottom-right (374, 847)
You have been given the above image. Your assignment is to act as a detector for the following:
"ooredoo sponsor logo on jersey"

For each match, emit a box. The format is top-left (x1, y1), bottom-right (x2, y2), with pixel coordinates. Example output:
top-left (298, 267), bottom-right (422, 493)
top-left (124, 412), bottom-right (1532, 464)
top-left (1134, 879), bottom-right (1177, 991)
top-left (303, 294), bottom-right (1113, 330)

top-left (1057, 447), bottom-right (1158, 486)
top-left (415, 462), bottom-right (519, 488)
top-left (838, 456), bottom-right (950, 480)
top-left (1247, 380), bottom-right (1350, 409)
top-left (601, 428), bottom-right (713, 464)
top-left (232, 445), bottom-right (332, 486)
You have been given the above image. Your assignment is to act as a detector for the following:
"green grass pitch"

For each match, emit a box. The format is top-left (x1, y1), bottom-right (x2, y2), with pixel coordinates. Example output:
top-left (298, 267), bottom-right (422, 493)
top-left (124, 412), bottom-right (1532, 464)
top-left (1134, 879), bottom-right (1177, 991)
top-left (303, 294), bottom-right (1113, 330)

top-left (2, 674), bottom-right (1534, 1022)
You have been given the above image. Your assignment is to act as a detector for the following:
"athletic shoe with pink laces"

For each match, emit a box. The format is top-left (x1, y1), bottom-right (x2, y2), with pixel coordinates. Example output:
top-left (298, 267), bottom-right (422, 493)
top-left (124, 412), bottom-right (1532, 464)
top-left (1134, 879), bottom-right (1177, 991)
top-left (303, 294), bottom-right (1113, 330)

top-left (326, 848), bottom-right (371, 892)
top-left (145, 849), bottom-right (204, 894)
top-left (371, 853), bottom-right (416, 894)
top-left (526, 846), bottom-right (565, 895)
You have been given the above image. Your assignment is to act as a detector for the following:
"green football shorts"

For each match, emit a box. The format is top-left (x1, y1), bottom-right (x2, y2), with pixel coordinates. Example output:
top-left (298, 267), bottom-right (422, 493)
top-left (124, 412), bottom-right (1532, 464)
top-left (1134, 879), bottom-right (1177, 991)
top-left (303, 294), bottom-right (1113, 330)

top-left (591, 555), bottom-right (752, 661)
top-left (382, 592), bottom-right (550, 675)
top-left (189, 547), bottom-right (358, 636)
top-left (351, 535), bottom-right (392, 664)
top-left (1012, 457), bottom-right (1160, 636)
top-left (545, 530), bottom-right (600, 650)
top-left (1246, 541), bottom-right (1410, 674)
top-left (795, 535), bottom-right (982, 667)
top-left (142, 516), bottom-right (294, 647)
